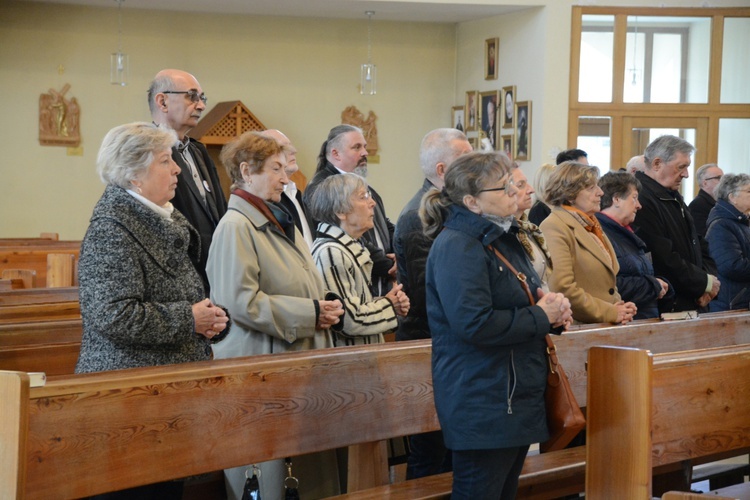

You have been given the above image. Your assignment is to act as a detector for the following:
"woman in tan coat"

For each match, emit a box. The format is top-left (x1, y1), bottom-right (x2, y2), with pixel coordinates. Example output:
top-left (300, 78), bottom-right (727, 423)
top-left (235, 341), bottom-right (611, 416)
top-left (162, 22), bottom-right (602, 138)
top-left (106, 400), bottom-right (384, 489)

top-left (540, 162), bottom-right (637, 324)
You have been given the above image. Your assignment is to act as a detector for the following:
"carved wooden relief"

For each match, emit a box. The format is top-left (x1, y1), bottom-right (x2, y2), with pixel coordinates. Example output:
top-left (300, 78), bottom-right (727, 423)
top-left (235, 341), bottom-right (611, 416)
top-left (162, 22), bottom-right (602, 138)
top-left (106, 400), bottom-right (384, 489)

top-left (342, 105), bottom-right (379, 157)
top-left (39, 84), bottom-right (81, 147)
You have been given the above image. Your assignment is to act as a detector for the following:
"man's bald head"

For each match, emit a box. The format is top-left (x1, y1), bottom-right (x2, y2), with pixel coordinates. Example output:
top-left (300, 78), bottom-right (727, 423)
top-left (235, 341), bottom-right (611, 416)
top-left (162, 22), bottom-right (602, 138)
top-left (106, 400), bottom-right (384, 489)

top-left (261, 129), bottom-right (298, 175)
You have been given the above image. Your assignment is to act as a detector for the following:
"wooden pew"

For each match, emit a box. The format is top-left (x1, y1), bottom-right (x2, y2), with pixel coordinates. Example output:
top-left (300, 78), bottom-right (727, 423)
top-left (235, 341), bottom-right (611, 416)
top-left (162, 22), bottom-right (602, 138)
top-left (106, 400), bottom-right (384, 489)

top-left (0, 319), bottom-right (82, 376)
top-left (3, 312), bottom-right (749, 499)
top-left (0, 233), bottom-right (61, 245)
top-left (0, 279), bottom-right (25, 291)
top-left (1, 270), bottom-right (36, 289)
top-left (586, 344), bottom-right (750, 499)
top-left (0, 287), bottom-right (80, 325)
top-left (0, 245), bottom-right (80, 288)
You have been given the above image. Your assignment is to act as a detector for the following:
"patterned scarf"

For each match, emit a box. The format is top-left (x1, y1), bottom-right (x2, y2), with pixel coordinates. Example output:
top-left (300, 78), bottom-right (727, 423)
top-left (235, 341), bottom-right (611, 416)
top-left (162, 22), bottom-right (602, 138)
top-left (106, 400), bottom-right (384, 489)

top-left (563, 205), bottom-right (615, 265)
top-left (516, 212), bottom-right (553, 270)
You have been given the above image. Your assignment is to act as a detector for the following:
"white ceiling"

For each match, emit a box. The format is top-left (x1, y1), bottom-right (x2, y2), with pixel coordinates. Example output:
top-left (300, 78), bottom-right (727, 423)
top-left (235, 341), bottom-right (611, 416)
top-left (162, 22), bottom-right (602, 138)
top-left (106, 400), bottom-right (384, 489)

top-left (19, 0), bottom-right (530, 23)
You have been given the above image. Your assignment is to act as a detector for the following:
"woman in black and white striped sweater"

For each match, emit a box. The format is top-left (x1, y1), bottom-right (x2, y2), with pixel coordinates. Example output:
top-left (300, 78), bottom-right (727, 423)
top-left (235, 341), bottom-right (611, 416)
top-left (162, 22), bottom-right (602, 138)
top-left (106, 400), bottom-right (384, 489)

top-left (309, 173), bottom-right (410, 346)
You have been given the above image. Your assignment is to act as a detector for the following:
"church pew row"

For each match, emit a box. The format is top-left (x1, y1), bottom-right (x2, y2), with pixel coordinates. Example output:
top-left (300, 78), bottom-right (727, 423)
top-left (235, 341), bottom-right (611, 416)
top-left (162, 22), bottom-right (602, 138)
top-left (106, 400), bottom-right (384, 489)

top-left (2, 312), bottom-right (750, 499)
top-left (0, 233), bottom-right (61, 244)
top-left (586, 344), bottom-right (750, 499)
top-left (0, 246), bottom-right (80, 288)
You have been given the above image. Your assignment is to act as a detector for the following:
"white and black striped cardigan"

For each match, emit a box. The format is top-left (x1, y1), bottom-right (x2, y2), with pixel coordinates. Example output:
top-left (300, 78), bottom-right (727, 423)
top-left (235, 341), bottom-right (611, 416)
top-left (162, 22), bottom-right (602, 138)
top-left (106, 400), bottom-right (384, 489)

top-left (311, 223), bottom-right (397, 346)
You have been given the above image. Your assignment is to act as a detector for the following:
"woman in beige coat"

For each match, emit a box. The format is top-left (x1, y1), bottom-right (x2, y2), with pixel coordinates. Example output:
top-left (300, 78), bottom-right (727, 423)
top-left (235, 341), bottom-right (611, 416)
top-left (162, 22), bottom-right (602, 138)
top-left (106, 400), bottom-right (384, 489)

top-left (540, 162), bottom-right (637, 324)
top-left (207, 131), bottom-right (344, 500)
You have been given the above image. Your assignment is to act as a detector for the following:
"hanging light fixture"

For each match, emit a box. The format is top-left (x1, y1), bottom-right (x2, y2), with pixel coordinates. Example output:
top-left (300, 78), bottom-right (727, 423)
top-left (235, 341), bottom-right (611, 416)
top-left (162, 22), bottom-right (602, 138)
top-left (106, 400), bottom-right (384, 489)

top-left (628, 16), bottom-right (639, 87)
top-left (110, 0), bottom-right (129, 86)
top-left (360, 11), bottom-right (377, 95)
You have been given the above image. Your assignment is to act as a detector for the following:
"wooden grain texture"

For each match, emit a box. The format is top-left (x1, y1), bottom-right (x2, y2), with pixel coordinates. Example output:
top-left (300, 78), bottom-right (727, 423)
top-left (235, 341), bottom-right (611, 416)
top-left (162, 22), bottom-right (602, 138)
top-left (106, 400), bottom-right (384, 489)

top-left (556, 310), bottom-right (750, 406)
top-left (0, 371), bottom-right (29, 500)
top-left (45, 253), bottom-right (75, 288)
top-left (0, 318), bottom-right (82, 347)
top-left (586, 346), bottom-right (653, 499)
top-left (0, 246), bottom-right (80, 287)
top-left (0, 286), bottom-right (78, 306)
top-left (0, 341), bottom-right (80, 375)
top-left (0, 301), bottom-right (80, 324)
top-left (586, 344), bottom-right (750, 499)
top-left (21, 342), bottom-right (439, 499)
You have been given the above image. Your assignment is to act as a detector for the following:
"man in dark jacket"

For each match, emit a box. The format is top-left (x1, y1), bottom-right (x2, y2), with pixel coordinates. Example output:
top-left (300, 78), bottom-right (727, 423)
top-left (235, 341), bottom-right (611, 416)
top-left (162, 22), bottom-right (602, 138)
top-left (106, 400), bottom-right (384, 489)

top-left (635, 135), bottom-right (720, 312)
top-left (148, 69), bottom-right (228, 294)
top-left (392, 128), bottom-right (472, 479)
top-left (688, 163), bottom-right (723, 238)
top-left (304, 124), bottom-right (395, 296)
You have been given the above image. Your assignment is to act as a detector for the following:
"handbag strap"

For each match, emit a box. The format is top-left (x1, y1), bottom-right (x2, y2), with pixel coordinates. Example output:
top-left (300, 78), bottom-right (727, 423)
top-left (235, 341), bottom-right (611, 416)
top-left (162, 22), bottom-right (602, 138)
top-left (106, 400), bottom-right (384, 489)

top-left (489, 246), bottom-right (560, 373)
top-left (488, 245), bottom-right (535, 306)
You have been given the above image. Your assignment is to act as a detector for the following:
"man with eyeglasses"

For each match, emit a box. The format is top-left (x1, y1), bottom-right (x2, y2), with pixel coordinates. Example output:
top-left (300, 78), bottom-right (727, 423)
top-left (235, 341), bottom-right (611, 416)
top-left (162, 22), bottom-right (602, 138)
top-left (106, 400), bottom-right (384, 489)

top-left (634, 135), bottom-right (719, 313)
top-left (689, 163), bottom-right (724, 238)
top-left (148, 69), bottom-right (227, 294)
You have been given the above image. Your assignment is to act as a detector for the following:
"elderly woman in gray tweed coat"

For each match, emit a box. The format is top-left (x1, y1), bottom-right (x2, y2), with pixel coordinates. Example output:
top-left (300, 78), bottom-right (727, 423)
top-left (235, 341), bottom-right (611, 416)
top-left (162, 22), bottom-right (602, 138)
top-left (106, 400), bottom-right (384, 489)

top-left (76, 122), bottom-right (229, 374)
top-left (76, 122), bottom-right (230, 498)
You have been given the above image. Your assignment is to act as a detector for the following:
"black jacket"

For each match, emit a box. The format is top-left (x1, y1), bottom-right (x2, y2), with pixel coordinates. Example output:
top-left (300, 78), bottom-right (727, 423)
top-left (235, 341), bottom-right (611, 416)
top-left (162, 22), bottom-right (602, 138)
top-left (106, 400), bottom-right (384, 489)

top-left (688, 188), bottom-right (716, 239)
top-left (634, 172), bottom-right (715, 312)
top-left (393, 179), bottom-right (434, 340)
top-left (171, 139), bottom-right (228, 294)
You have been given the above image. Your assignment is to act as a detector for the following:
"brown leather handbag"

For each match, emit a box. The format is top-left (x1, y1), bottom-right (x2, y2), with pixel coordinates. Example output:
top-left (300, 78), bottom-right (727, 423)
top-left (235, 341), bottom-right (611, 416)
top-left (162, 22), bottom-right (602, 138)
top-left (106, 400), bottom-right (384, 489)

top-left (489, 245), bottom-right (585, 452)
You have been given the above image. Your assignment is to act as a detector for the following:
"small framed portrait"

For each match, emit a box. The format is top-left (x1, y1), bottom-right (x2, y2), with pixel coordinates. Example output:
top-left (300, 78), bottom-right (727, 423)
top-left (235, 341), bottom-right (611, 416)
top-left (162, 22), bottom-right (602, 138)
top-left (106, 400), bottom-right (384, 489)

top-left (464, 91), bottom-right (479, 132)
top-left (501, 85), bottom-right (516, 128)
top-left (451, 105), bottom-right (465, 132)
top-left (479, 90), bottom-right (500, 150)
top-left (514, 100), bottom-right (532, 161)
top-left (501, 133), bottom-right (514, 158)
top-left (485, 38), bottom-right (499, 80)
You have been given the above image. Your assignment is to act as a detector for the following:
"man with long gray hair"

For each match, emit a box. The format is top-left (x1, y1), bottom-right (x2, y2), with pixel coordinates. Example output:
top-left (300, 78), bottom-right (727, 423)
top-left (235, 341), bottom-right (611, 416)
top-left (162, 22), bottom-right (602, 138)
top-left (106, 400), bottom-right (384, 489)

top-left (303, 125), bottom-right (395, 296)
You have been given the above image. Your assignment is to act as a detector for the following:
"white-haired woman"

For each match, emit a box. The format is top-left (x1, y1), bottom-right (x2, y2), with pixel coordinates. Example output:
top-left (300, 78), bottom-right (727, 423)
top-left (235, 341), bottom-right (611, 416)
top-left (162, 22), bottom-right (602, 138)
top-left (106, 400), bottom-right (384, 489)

top-left (308, 173), bottom-right (410, 346)
top-left (77, 122), bottom-right (229, 499)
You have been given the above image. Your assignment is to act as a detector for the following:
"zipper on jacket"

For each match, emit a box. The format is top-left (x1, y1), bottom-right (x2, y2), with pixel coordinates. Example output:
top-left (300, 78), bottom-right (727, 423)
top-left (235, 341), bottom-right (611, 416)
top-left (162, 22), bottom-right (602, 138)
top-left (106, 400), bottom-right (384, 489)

top-left (507, 349), bottom-right (517, 414)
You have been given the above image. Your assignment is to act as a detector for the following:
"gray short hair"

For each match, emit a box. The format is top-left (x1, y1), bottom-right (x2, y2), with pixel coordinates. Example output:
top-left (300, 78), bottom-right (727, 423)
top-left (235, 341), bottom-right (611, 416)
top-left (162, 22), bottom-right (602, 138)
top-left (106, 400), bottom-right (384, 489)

top-left (419, 128), bottom-right (468, 181)
top-left (696, 163), bottom-right (719, 183)
top-left (715, 173), bottom-right (750, 202)
top-left (598, 171), bottom-right (641, 210)
top-left (644, 135), bottom-right (695, 168)
top-left (146, 73), bottom-right (174, 115)
top-left (308, 173), bottom-right (369, 227)
top-left (533, 163), bottom-right (556, 204)
top-left (97, 122), bottom-right (178, 189)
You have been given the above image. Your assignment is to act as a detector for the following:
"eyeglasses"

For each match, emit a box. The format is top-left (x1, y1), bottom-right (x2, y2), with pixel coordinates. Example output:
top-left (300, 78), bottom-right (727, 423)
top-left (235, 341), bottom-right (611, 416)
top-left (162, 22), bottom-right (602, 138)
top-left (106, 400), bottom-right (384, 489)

top-left (162, 89), bottom-right (208, 104)
top-left (355, 190), bottom-right (372, 201)
top-left (704, 175), bottom-right (722, 182)
top-left (479, 178), bottom-right (515, 194)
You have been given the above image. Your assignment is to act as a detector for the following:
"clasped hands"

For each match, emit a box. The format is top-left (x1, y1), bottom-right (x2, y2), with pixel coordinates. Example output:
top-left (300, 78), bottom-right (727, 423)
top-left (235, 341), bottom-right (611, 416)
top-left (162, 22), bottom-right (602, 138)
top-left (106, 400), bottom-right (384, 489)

top-left (537, 289), bottom-right (573, 330)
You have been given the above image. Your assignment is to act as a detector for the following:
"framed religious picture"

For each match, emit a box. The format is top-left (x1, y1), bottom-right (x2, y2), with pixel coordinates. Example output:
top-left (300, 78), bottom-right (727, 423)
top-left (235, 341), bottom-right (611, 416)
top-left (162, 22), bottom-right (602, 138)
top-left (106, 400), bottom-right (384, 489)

top-left (501, 133), bottom-right (514, 158)
top-left (485, 37), bottom-right (499, 80)
top-left (514, 100), bottom-right (532, 161)
top-left (501, 85), bottom-right (516, 128)
top-left (451, 105), bottom-right (465, 132)
top-left (464, 91), bottom-right (479, 132)
top-left (479, 90), bottom-right (500, 150)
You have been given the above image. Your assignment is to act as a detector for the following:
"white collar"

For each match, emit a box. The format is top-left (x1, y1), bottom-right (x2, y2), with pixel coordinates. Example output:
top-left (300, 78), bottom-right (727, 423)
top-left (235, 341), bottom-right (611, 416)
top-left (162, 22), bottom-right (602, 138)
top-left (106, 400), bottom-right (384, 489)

top-left (126, 190), bottom-right (174, 220)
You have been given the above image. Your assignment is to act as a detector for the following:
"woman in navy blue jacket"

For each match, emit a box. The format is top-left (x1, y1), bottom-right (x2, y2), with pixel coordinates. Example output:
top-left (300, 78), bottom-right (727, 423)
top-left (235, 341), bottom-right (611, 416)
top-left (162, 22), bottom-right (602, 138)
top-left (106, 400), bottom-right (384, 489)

top-left (595, 171), bottom-right (672, 318)
top-left (706, 173), bottom-right (750, 311)
top-left (422, 151), bottom-right (572, 500)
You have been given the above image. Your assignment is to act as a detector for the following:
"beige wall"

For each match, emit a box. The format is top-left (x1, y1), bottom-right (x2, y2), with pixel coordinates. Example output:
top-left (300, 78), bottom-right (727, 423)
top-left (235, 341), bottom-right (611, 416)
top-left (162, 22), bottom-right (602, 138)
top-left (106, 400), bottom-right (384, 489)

top-left (2, 0), bottom-right (748, 238)
top-left (0, 1), bottom-right (456, 238)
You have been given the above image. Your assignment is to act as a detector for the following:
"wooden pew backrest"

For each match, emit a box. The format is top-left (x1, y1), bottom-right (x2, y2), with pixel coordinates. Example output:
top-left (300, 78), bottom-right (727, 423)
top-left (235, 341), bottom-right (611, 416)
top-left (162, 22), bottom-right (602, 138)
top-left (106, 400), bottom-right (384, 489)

top-left (586, 344), bottom-right (750, 499)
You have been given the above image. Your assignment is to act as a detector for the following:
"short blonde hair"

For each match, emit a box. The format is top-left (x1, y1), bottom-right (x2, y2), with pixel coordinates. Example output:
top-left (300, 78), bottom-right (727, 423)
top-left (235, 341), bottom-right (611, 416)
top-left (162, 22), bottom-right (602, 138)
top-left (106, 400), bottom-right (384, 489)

top-left (544, 161), bottom-right (600, 207)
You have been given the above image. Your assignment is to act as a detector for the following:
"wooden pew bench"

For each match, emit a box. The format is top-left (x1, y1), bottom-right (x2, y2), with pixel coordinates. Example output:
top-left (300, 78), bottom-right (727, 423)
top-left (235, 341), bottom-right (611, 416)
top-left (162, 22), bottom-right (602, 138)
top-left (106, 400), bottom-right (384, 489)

top-left (586, 344), bottom-right (750, 499)
top-left (0, 245), bottom-right (80, 288)
top-left (3, 312), bottom-right (750, 499)
top-left (0, 319), bottom-right (82, 376)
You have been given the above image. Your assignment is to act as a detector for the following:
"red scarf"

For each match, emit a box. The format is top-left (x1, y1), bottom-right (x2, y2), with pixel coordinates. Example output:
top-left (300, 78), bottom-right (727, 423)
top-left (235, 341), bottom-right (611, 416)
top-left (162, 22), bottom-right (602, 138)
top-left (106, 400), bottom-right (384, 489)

top-left (232, 189), bottom-right (284, 233)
